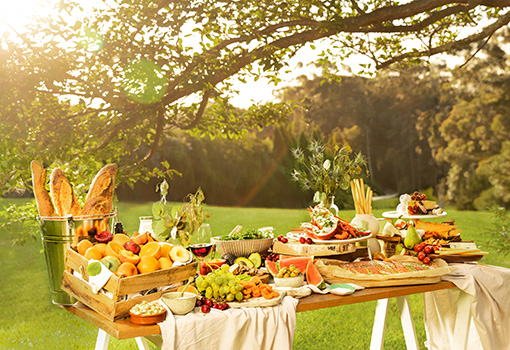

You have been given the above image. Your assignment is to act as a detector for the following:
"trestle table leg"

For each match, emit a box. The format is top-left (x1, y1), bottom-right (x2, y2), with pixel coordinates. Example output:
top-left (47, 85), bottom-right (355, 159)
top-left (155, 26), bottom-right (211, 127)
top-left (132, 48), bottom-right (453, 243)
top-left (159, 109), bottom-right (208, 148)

top-left (370, 298), bottom-right (389, 350)
top-left (95, 329), bottom-right (110, 350)
top-left (396, 296), bottom-right (419, 350)
top-left (135, 337), bottom-right (151, 350)
top-left (452, 291), bottom-right (472, 350)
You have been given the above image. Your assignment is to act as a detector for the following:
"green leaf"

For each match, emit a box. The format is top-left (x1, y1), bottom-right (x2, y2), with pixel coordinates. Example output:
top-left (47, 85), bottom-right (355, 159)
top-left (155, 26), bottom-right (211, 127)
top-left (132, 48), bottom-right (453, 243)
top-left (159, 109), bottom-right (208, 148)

top-left (152, 202), bottom-right (165, 219)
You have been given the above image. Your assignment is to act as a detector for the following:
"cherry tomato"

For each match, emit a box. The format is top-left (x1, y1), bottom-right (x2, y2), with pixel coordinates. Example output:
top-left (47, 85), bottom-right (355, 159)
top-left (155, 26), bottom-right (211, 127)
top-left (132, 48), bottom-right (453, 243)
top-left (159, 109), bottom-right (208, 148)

top-left (423, 257), bottom-right (431, 265)
top-left (424, 246), bottom-right (433, 254)
top-left (417, 251), bottom-right (426, 261)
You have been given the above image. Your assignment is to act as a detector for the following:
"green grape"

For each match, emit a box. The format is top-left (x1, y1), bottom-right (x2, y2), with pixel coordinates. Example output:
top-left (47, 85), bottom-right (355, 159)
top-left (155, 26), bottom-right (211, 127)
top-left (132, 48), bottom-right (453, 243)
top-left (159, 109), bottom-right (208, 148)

top-left (226, 293), bottom-right (235, 302)
top-left (205, 286), bottom-right (213, 295)
top-left (221, 264), bottom-right (230, 272)
top-left (205, 290), bottom-right (213, 299)
top-left (214, 276), bottom-right (223, 285)
top-left (228, 280), bottom-right (236, 287)
top-left (220, 285), bottom-right (230, 296)
top-left (213, 290), bottom-right (220, 299)
top-left (235, 292), bottom-right (243, 301)
top-left (212, 283), bottom-right (220, 292)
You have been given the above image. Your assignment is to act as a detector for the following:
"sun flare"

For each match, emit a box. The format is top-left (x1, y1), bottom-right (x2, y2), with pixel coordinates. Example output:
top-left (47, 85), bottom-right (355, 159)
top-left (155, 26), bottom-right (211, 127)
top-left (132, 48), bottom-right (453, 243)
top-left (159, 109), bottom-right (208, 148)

top-left (0, 0), bottom-right (56, 33)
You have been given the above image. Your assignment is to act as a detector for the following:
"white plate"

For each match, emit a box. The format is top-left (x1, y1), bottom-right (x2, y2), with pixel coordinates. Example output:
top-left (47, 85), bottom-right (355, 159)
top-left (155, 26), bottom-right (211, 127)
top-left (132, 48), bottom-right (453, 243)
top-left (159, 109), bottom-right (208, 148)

top-left (382, 211), bottom-right (447, 220)
top-left (286, 231), bottom-right (372, 244)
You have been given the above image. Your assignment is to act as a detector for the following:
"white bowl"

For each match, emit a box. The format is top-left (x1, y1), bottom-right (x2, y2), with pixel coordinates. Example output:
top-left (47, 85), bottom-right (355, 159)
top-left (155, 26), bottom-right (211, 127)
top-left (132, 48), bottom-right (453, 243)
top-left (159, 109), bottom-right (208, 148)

top-left (212, 237), bottom-right (274, 257)
top-left (273, 274), bottom-right (304, 288)
top-left (161, 292), bottom-right (196, 315)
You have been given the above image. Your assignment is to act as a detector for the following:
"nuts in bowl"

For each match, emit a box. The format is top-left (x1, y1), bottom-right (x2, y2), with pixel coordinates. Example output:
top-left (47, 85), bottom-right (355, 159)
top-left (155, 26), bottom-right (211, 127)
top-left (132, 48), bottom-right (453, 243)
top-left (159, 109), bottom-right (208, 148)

top-left (129, 300), bottom-right (167, 325)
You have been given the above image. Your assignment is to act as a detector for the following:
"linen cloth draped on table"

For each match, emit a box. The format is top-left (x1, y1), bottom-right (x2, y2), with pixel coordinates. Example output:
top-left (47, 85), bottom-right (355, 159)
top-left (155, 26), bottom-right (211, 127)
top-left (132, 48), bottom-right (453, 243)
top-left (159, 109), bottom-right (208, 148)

top-left (423, 263), bottom-right (510, 350)
top-left (158, 295), bottom-right (298, 350)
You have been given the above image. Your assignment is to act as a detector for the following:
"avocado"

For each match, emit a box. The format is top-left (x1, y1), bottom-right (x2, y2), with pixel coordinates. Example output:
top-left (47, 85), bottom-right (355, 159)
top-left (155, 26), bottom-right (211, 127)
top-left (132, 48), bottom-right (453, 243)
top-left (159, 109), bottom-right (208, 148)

top-left (234, 257), bottom-right (255, 267)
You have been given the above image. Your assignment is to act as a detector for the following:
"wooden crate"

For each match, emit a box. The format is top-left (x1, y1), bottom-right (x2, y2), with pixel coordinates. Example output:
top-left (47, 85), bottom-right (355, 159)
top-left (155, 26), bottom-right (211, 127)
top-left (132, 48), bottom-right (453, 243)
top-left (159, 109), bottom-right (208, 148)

top-left (61, 247), bottom-right (197, 321)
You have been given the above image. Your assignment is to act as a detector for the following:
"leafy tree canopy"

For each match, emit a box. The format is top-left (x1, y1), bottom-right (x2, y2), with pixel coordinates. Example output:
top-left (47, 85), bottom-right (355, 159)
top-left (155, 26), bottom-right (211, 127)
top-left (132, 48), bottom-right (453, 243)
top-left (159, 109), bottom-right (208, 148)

top-left (1, 0), bottom-right (510, 198)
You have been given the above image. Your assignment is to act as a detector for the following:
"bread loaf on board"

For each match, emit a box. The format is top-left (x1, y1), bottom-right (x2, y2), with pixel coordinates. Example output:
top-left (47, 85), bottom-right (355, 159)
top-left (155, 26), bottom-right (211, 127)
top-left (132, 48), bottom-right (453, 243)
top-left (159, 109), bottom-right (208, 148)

top-left (50, 168), bottom-right (82, 217)
top-left (81, 164), bottom-right (117, 216)
top-left (30, 160), bottom-right (56, 217)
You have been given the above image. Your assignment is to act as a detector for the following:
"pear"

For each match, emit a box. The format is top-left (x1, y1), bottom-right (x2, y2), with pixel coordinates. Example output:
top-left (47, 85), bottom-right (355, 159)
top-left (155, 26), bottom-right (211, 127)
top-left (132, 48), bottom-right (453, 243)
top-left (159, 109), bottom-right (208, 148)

top-left (395, 243), bottom-right (405, 255)
top-left (404, 226), bottom-right (422, 249)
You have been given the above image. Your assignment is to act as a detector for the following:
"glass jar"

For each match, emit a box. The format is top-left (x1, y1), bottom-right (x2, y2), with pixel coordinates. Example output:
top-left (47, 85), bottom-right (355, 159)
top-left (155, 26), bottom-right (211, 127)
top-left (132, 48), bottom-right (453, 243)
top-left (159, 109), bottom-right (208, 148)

top-left (138, 216), bottom-right (154, 234)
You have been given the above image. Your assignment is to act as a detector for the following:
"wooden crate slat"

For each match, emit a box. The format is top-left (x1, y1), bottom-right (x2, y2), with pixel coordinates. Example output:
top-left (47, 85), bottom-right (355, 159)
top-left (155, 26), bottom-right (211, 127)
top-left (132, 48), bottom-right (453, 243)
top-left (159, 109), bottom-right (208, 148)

top-left (116, 262), bottom-right (197, 295)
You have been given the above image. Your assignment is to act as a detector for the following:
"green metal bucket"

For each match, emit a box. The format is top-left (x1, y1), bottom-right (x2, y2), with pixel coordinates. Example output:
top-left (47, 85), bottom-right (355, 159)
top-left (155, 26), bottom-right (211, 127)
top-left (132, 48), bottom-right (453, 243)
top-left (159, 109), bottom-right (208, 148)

top-left (38, 211), bottom-right (117, 305)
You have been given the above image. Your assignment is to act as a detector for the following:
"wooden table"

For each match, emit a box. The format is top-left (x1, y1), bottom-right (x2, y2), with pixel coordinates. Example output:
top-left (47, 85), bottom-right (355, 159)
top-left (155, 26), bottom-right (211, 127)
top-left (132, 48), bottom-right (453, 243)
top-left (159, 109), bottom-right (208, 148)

top-left (61, 281), bottom-right (456, 350)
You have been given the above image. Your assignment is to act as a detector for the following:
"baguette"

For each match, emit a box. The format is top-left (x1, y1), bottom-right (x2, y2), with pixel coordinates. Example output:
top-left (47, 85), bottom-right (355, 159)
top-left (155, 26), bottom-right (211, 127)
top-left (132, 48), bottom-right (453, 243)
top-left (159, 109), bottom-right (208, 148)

top-left (50, 168), bottom-right (82, 217)
top-left (30, 160), bottom-right (56, 217)
top-left (81, 164), bottom-right (117, 216)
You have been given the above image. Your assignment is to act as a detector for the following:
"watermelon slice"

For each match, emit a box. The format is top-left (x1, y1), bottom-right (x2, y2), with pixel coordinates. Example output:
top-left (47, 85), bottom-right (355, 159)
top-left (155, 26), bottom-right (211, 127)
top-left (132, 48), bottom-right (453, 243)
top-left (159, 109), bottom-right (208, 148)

top-left (279, 256), bottom-right (313, 273)
top-left (265, 260), bottom-right (280, 277)
top-left (305, 259), bottom-right (326, 290)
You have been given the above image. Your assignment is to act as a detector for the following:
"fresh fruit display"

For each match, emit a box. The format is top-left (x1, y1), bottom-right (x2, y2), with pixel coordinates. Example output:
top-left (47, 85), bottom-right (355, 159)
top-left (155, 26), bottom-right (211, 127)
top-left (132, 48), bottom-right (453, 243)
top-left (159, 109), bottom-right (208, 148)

top-left (195, 264), bottom-right (244, 302)
top-left (294, 205), bottom-right (370, 241)
top-left (76, 232), bottom-right (192, 276)
top-left (270, 255), bottom-right (326, 290)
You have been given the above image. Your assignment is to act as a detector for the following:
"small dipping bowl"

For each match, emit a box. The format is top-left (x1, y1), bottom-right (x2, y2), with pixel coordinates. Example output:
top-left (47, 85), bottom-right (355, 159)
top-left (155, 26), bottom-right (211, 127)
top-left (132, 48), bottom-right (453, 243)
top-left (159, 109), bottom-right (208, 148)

top-left (273, 274), bottom-right (304, 288)
top-left (129, 309), bottom-right (166, 325)
top-left (161, 292), bottom-right (197, 315)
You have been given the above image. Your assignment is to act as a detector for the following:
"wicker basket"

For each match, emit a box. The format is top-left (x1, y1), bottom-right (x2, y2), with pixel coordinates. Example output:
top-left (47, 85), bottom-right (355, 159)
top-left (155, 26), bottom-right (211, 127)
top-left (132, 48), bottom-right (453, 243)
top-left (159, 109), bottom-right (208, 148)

top-left (212, 237), bottom-right (274, 257)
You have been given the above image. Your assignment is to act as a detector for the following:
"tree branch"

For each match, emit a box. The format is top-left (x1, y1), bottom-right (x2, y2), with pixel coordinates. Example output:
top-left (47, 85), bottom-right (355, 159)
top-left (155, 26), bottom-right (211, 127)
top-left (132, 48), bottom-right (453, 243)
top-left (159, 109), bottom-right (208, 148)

top-left (376, 9), bottom-right (510, 69)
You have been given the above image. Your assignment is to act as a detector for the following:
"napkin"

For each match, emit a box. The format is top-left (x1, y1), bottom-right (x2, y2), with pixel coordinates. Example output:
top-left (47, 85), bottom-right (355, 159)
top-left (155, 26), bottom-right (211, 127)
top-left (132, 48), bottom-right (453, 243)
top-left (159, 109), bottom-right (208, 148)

top-left (158, 296), bottom-right (298, 350)
top-left (86, 260), bottom-right (114, 294)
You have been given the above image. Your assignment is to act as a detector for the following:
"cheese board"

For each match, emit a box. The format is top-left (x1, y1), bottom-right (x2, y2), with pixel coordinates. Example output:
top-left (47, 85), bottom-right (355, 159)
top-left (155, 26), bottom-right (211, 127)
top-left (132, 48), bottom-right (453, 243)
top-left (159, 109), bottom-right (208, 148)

top-left (382, 211), bottom-right (448, 220)
top-left (227, 290), bottom-right (286, 308)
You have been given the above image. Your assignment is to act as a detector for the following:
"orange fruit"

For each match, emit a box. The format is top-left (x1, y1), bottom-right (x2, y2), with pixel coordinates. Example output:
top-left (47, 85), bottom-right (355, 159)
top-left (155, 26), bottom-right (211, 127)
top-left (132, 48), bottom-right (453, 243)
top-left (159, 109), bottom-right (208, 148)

top-left (112, 233), bottom-right (130, 246)
top-left (137, 255), bottom-right (160, 274)
top-left (131, 232), bottom-right (148, 245)
top-left (94, 243), bottom-right (107, 256)
top-left (84, 246), bottom-right (102, 261)
top-left (117, 262), bottom-right (138, 277)
top-left (105, 241), bottom-right (125, 259)
top-left (119, 250), bottom-right (141, 265)
top-left (77, 240), bottom-right (93, 256)
top-left (139, 242), bottom-right (161, 259)
top-left (177, 285), bottom-right (198, 296)
top-left (159, 242), bottom-right (174, 259)
top-left (158, 257), bottom-right (173, 270)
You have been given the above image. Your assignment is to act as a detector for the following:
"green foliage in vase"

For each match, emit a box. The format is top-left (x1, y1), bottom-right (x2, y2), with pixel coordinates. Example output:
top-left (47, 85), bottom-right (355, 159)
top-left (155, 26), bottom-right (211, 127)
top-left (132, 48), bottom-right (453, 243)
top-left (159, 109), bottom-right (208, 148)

top-left (291, 140), bottom-right (366, 205)
top-left (151, 180), bottom-right (211, 246)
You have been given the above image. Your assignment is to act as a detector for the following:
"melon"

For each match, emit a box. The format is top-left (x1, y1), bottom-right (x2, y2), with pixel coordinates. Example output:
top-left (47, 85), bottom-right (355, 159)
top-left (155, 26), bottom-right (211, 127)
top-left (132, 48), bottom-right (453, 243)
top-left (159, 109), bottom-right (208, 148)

top-left (305, 260), bottom-right (326, 290)
top-left (265, 260), bottom-right (280, 277)
top-left (279, 256), bottom-right (313, 273)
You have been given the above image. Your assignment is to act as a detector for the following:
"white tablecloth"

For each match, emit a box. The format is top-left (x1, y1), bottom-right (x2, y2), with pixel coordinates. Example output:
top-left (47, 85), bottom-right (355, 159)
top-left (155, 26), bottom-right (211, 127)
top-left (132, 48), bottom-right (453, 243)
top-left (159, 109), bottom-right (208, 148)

top-left (158, 296), bottom-right (299, 350)
top-left (424, 263), bottom-right (510, 350)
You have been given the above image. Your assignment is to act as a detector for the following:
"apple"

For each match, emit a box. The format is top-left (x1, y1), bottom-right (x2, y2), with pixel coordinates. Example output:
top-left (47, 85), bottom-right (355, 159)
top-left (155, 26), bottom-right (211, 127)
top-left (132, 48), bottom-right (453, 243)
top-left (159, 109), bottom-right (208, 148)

top-left (199, 259), bottom-right (226, 275)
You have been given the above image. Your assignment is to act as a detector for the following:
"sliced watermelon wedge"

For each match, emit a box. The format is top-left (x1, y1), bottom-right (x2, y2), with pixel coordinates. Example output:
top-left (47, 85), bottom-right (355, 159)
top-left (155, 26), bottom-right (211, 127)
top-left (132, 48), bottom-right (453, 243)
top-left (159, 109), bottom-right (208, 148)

top-left (305, 259), bottom-right (326, 290)
top-left (265, 260), bottom-right (280, 277)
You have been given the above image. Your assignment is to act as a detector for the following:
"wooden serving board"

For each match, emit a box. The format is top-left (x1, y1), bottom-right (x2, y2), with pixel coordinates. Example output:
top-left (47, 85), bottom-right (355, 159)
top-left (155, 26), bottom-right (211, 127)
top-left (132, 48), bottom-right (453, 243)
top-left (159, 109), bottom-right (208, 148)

top-left (273, 240), bottom-right (356, 257)
top-left (227, 290), bottom-right (286, 308)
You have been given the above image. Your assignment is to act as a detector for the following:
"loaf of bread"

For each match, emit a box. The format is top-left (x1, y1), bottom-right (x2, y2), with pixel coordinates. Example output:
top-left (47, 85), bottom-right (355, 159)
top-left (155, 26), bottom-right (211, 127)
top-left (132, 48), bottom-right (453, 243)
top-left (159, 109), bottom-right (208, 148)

top-left (50, 168), bottom-right (82, 217)
top-left (81, 164), bottom-right (117, 216)
top-left (30, 160), bottom-right (56, 217)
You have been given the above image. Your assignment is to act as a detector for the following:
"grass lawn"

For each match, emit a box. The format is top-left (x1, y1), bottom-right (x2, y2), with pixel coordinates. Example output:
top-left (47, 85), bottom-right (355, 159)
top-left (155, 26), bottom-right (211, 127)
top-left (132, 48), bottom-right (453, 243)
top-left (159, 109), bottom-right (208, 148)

top-left (0, 199), bottom-right (508, 349)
